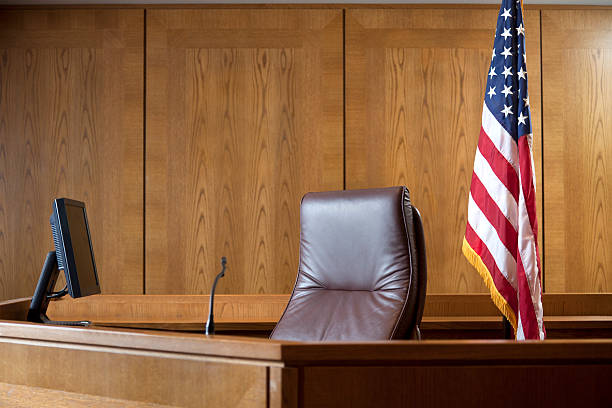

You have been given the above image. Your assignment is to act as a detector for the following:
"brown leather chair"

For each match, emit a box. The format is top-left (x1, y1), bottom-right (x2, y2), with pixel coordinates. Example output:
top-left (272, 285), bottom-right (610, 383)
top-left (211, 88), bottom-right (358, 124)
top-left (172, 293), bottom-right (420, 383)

top-left (270, 186), bottom-right (427, 341)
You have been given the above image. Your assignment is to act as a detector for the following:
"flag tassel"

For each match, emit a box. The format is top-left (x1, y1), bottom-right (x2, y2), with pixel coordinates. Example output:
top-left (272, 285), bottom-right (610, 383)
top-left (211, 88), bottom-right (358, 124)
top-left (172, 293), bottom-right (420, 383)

top-left (462, 238), bottom-right (518, 336)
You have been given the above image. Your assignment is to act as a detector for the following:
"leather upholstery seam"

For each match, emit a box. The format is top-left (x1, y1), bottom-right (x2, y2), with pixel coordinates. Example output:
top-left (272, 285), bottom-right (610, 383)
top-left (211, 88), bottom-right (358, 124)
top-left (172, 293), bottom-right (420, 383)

top-left (390, 186), bottom-right (416, 340)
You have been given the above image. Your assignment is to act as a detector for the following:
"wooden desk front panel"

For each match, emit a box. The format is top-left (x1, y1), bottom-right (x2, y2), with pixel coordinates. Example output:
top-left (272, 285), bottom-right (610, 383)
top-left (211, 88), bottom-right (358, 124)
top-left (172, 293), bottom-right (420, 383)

top-left (302, 365), bottom-right (611, 407)
top-left (0, 329), bottom-right (269, 407)
top-left (0, 382), bottom-right (175, 408)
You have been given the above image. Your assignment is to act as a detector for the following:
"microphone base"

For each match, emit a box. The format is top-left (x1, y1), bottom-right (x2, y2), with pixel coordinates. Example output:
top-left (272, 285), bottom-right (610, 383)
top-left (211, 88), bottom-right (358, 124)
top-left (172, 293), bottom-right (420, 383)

top-left (205, 319), bottom-right (215, 335)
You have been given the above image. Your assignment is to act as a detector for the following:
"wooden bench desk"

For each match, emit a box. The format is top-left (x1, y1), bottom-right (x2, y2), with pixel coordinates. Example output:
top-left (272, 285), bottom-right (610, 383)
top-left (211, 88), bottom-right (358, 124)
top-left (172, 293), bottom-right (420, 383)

top-left (0, 295), bottom-right (611, 407)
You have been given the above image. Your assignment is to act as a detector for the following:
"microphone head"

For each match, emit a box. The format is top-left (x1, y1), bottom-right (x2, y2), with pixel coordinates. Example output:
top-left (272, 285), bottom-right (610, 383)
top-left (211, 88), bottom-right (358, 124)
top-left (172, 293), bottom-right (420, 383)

top-left (220, 256), bottom-right (227, 277)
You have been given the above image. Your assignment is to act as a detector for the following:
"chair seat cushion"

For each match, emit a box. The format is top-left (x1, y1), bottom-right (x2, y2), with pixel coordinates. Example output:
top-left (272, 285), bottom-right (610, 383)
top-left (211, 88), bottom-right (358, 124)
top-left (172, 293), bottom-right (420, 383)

top-left (271, 288), bottom-right (408, 341)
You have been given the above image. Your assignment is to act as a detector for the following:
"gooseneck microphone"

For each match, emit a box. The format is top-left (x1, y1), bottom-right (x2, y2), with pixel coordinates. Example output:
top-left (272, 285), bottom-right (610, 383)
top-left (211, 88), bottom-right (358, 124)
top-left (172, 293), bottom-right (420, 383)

top-left (205, 257), bottom-right (227, 335)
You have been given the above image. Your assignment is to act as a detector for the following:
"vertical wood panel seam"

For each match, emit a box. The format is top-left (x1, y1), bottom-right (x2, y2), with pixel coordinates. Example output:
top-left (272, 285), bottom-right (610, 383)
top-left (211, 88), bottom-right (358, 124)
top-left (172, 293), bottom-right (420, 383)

top-left (539, 9), bottom-right (545, 292)
top-left (298, 367), bottom-right (304, 408)
top-left (265, 366), bottom-right (270, 408)
top-left (342, 8), bottom-right (347, 191)
top-left (143, 8), bottom-right (147, 295)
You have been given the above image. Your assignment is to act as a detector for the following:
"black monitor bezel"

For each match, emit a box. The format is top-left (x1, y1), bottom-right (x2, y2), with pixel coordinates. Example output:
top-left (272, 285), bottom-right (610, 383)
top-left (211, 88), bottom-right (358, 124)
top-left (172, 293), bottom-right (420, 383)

top-left (52, 198), bottom-right (100, 298)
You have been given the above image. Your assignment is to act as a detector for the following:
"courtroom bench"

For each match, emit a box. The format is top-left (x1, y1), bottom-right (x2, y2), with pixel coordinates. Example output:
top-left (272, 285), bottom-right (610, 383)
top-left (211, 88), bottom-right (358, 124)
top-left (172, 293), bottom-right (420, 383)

top-left (1, 295), bottom-right (611, 407)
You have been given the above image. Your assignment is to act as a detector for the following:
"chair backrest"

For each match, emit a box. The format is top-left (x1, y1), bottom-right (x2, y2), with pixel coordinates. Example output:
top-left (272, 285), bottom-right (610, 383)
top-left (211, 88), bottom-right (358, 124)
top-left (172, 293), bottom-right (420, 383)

top-left (270, 186), bottom-right (427, 341)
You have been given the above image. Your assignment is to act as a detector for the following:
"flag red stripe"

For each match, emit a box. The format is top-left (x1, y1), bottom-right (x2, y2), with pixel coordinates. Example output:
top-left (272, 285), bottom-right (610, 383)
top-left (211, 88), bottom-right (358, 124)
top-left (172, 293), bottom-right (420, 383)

top-left (469, 173), bottom-right (518, 260)
top-left (478, 127), bottom-right (520, 203)
top-left (518, 135), bottom-right (546, 338)
top-left (465, 223), bottom-right (518, 313)
top-left (518, 136), bottom-right (544, 279)
top-left (516, 253), bottom-right (540, 338)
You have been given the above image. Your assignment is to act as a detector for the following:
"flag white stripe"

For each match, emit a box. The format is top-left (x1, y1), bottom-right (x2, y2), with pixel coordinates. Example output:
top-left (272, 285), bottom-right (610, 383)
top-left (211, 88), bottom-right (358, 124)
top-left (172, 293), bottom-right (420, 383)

top-left (516, 310), bottom-right (525, 340)
top-left (467, 194), bottom-right (518, 290)
top-left (473, 147), bottom-right (519, 231)
top-left (527, 133), bottom-right (539, 193)
top-left (482, 104), bottom-right (519, 174)
top-left (518, 163), bottom-right (546, 340)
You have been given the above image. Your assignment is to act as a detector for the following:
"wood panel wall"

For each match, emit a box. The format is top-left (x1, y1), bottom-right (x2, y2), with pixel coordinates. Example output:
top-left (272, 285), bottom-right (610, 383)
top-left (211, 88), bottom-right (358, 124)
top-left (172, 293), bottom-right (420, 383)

top-left (345, 8), bottom-right (542, 294)
top-left (145, 9), bottom-right (343, 294)
top-left (0, 5), bottom-right (610, 301)
top-left (0, 9), bottom-right (144, 301)
top-left (542, 10), bottom-right (612, 293)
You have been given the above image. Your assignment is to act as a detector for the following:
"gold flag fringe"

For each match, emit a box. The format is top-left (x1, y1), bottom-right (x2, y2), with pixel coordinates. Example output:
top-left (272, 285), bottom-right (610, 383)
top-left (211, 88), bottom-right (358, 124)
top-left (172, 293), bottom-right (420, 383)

top-left (462, 238), bottom-right (518, 336)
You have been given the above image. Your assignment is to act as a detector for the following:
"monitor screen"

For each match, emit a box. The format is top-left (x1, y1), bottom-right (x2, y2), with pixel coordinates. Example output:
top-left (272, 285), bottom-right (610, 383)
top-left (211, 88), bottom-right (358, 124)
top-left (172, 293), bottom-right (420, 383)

top-left (51, 198), bottom-right (100, 298)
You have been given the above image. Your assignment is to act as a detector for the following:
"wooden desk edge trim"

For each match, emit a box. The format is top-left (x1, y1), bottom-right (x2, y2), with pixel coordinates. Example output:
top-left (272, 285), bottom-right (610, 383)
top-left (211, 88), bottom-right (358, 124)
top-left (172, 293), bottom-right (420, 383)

top-left (0, 321), bottom-right (288, 362)
top-left (278, 339), bottom-right (612, 365)
top-left (2, 320), bottom-right (611, 366)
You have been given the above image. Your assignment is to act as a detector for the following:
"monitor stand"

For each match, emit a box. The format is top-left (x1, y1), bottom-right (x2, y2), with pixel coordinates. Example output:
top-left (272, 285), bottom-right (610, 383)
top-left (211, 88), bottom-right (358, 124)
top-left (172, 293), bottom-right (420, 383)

top-left (27, 251), bottom-right (91, 326)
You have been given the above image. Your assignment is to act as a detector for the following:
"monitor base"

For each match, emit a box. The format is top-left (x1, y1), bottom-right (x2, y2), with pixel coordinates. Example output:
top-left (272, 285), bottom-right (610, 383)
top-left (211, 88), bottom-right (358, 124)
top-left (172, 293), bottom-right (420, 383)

top-left (40, 314), bottom-right (91, 327)
top-left (27, 251), bottom-right (91, 327)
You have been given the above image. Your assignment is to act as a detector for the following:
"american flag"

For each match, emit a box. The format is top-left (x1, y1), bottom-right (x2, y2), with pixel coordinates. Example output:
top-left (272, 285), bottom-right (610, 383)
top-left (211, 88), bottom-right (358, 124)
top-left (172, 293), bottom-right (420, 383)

top-left (462, 0), bottom-right (545, 340)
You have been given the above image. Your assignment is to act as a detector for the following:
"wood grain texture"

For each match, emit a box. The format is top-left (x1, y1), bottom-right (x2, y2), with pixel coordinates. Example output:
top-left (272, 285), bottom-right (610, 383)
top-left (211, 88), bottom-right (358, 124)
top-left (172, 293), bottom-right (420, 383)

top-left (269, 367), bottom-right (298, 408)
top-left (0, 297), bottom-right (29, 321)
top-left (0, 337), bottom-right (267, 407)
top-left (146, 9), bottom-right (343, 295)
top-left (542, 10), bottom-right (612, 293)
top-left (0, 10), bottom-right (144, 300)
top-left (0, 321), bottom-right (286, 362)
top-left (0, 382), bottom-right (175, 408)
top-left (46, 294), bottom-right (289, 324)
top-left (40, 293), bottom-right (612, 322)
top-left (345, 8), bottom-right (543, 294)
top-left (301, 365), bottom-right (612, 408)
top-left (277, 338), bottom-right (612, 366)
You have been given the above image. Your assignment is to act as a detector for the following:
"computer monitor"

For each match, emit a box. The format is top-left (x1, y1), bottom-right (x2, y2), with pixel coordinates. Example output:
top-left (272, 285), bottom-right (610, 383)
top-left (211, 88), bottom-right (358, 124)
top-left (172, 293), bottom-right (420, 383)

top-left (27, 198), bottom-right (100, 325)
top-left (50, 198), bottom-right (100, 297)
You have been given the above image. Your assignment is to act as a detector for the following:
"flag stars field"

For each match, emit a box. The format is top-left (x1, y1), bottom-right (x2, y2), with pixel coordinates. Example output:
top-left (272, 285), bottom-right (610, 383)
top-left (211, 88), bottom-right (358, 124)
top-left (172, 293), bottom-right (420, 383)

top-left (502, 66), bottom-right (513, 78)
top-left (501, 104), bottom-right (513, 117)
top-left (502, 85), bottom-right (513, 97)
top-left (488, 86), bottom-right (496, 98)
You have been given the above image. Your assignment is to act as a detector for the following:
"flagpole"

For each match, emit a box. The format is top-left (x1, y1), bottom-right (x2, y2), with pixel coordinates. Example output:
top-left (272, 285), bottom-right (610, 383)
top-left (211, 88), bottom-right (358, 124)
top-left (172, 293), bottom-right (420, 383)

top-left (502, 316), bottom-right (513, 339)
